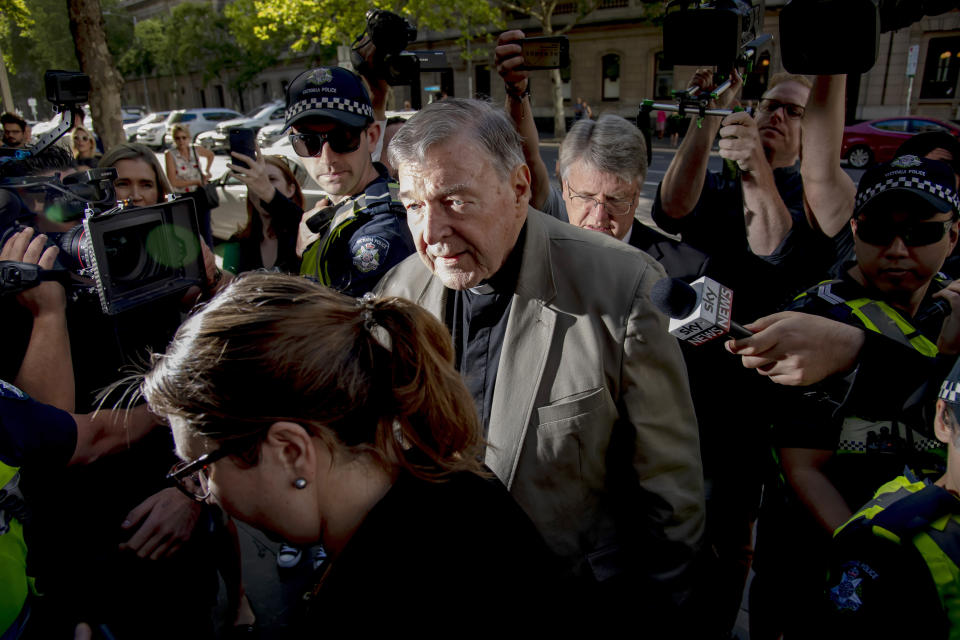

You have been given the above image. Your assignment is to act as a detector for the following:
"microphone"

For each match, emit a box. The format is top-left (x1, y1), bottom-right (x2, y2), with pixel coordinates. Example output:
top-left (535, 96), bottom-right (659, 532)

top-left (651, 276), bottom-right (753, 345)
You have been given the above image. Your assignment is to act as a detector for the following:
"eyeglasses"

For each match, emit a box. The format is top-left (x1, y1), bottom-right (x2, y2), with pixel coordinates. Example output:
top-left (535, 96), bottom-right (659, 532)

top-left (565, 183), bottom-right (637, 218)
top-left (855, 218), bottom-right (955, 247)
top-left (167, 447), bottom-right (233, 502)
top-left (289, 127), bottom-right (364, 157)
top-left (758, 99), bottom-right (805, 120)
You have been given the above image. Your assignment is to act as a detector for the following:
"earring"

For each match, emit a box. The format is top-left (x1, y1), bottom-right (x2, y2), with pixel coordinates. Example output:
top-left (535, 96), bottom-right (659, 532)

top-left (294, 478), bottom-right (307, 490)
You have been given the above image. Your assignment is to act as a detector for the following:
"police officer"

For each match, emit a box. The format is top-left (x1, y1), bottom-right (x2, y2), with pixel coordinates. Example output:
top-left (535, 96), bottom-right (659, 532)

top-left (821, 356), bottom-right (960, 639)
top-left (288, 67), bottom-right (414, 296)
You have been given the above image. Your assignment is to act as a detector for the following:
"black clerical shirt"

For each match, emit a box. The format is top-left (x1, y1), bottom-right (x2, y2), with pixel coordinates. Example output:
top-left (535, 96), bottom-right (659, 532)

top-left (447, 225), bottom-right (526, 432)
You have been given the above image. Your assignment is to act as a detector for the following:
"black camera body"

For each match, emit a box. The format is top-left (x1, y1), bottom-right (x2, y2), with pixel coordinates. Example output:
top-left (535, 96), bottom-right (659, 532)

top-left (351, 9), bottom-right (421, 86)
top-left (662, 0), bottom-right (766, 71)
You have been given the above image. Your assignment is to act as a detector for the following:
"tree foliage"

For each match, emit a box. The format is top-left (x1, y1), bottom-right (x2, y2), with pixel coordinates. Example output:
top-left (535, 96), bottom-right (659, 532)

top-left (249, 0), bottom-right (502, 54)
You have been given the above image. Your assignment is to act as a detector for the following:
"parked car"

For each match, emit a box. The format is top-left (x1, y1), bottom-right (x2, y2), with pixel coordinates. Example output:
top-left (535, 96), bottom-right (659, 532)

top-left (841, 117), bottom-right (960, 168)
top-left (136, 111), bottom-right (178, 149)
top-left (160, 108), bottom-right (244, 147)
top-left (201, 101), bottom-right (286, 153)
top-left (256, 123), bottom-right (285, 149)
top-left (124, 111), bottom-right (170, 142)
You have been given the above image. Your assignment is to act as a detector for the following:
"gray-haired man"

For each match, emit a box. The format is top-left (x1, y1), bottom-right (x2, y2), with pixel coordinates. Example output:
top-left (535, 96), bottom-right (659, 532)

top-left (376, 97), bottom-right (704, 628)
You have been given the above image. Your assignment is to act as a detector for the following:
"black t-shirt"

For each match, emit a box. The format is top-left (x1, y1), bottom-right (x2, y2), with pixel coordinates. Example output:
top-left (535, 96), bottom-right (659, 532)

top-left (652, 164), bottom-right (854, 307)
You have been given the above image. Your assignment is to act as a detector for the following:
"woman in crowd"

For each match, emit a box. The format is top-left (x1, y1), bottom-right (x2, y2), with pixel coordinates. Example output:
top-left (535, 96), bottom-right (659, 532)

top-left (70, 127), bottom-right (101, 168)
top-left (142, 273), bottom-right (560, 628)
top-left (164, 123), bottom-right (215, 245)
top-left (220, 155), bottom-right (303, 275)
top-left (100, 142), bottom-right (170, 206)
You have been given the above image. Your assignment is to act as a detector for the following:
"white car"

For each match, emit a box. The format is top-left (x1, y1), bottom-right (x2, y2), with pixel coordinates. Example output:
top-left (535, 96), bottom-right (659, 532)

top-left (136, 112), bottom-right (177, 149)
top-left (161, 108), bottom-right (244, 148)
top-left (125, 111), bottom-right (170, 142)
top-left (202, 101), bottom-right (286, 153)
top-left (256, 123), bottom-right (286, 149)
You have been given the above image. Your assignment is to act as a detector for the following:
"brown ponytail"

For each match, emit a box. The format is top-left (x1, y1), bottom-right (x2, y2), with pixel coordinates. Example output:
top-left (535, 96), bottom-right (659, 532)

top-left (143, 272), bottom-right (486, 480)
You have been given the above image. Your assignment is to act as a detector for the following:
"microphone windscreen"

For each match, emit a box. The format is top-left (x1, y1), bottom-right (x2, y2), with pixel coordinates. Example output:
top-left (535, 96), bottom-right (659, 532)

top-left (651, 277), bottom-right (698, 319)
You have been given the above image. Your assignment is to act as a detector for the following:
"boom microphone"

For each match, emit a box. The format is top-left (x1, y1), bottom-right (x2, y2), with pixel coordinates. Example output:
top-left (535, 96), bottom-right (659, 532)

top-left (651, 276), bottom-right (753, 345)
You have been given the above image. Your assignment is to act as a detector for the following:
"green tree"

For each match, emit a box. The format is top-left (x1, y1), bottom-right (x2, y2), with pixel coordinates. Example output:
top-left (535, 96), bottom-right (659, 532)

top-left (248, 0), bottom-right (502, 62)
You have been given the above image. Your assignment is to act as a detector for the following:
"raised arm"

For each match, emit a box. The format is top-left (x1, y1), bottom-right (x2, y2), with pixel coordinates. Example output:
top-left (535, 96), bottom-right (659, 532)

top-left (659, 69), bottom-right (741, 219)
top-left (495, 30), bottom-right (551, 211)
top-left (800, 75), bottom-right (856, 237)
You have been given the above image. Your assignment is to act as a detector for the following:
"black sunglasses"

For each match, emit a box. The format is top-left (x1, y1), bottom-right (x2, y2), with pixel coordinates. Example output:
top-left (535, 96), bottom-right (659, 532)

top-left (289, 127), bottom-right (364, 157)
top-left (855, 218), bottom-right (955, 247)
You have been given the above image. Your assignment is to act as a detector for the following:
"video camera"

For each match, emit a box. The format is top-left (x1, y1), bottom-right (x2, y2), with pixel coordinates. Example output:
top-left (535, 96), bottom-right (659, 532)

top-left (351, 9), bottom-right (420, 86)
top-left (1, 70), bottom-right (90, 163)
top-left (0, 71), bottom-right (206, 314)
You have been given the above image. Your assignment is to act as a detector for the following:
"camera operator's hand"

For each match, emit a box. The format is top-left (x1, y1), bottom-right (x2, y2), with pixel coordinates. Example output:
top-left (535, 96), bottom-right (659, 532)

top-left (687, 68), bottom-right (742, 111)
top-left (0, 227), bottom-right (65, 317)
top-left (496, 30), bottom-right (530, 96)
top-left (228, 150), bottom-right (275, 205)
top-left (934, 280), bottom-right (960, 355)
top-left (717, 110), bottom-right (766, 173)
top-left (120, 487), bottom-right (201, 560)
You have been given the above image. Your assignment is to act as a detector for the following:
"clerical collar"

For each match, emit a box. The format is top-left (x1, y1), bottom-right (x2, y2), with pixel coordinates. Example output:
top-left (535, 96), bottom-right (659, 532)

top-left (466, 223), bottom-right (527, 297)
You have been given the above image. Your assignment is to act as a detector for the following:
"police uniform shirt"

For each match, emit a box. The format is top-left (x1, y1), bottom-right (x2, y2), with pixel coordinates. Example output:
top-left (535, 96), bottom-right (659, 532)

top-left (447, 225), bottom-right (526, 432)
top-left (821, 497), bottom-right (947, 639)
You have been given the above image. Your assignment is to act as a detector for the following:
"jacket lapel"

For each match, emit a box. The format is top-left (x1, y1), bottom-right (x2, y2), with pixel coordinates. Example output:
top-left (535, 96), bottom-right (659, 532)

top-left (485, 210), bottom-right (558, 487)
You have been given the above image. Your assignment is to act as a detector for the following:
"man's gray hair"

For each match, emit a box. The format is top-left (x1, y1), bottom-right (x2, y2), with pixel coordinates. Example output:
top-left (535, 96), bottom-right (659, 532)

top-left (559, 114), bottom-right (647, 184)
top-left (387, 98), bottom-right (525, 178)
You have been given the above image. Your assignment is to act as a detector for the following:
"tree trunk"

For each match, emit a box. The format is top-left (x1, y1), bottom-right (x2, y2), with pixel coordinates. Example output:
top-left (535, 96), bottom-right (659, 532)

top-left (67, 0), bottom-right (124, 148)
top-left (550, 66), bottom-right (566, 139)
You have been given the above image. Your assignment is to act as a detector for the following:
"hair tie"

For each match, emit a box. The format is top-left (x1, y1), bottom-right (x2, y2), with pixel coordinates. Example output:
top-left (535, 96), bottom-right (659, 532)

top-left (357, 292), bottom-right (377, 330)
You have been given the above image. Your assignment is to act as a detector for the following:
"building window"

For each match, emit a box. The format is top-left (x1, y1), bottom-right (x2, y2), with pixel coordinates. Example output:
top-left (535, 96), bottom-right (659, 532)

top-left (920, 36), bottom-right (960, 100)
top-left (561, 64), bottom-right (572, 102)
top-left (602, 53), bottom-right (620, 101)
top-left (654, 51), bottom-right (672, 100)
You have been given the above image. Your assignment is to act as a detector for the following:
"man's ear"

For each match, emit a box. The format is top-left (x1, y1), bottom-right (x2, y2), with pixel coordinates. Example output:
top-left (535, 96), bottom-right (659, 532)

top-left (365, 121), bottom-right (382, 151)
top-left (512, 162), bottom-right (531, 206)
top-left (935, 399), bottom-right (955, 446)
top-left (264, 421), bottom-right (318, 481)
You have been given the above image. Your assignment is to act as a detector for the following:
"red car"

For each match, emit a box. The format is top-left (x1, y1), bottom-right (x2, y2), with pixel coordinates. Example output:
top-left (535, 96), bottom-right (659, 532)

top-left (841, 117), bottom-right (960, 169)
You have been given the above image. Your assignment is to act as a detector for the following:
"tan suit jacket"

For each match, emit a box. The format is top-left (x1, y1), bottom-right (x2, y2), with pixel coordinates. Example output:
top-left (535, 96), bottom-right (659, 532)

top-left (376, 209), bottom-right (705, 601)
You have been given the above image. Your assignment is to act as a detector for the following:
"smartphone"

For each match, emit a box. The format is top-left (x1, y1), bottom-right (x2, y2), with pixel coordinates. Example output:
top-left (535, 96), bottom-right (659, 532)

top-left (517, 36), bottom-right (570, 70)
top-left (229, 128), bottom-right (257, 169)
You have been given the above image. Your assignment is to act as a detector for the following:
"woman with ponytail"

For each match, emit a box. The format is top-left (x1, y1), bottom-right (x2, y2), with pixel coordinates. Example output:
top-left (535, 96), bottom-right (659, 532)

top-left (141, 272), bottom-right (558, 627)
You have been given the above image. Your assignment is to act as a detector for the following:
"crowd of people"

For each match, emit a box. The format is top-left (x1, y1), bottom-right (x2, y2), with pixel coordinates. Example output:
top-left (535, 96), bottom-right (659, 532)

top-left (1, 23), bottom-right (960, 640)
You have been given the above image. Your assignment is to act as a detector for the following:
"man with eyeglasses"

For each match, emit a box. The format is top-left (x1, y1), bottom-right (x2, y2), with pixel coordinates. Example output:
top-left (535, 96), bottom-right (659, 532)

top-left (287, 66), bottom-right (414, 295)
top-left (739, 155), bottom-right (960, 638)
top-left (655, 72), bottom-right (856, 310)
top-left (495, 32), bottom-right (713, 284)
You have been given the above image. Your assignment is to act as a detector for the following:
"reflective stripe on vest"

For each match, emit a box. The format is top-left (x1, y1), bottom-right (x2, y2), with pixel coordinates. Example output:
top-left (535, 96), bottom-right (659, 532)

top-left (836, 476), bottom-right (960, 638)
top-left (809, 281), bottom-right (938, 358)
top-left (0, 462), bottom-right (28, 636)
